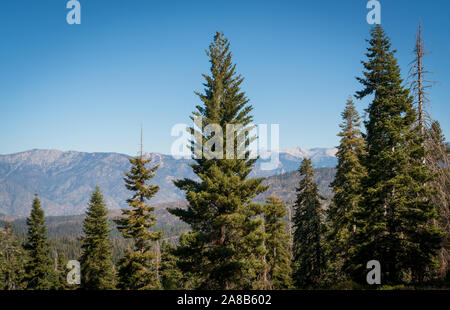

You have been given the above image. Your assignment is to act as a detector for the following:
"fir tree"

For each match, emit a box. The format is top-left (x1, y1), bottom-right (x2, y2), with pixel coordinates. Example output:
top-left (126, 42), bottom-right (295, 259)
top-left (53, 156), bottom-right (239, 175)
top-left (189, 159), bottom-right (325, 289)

top-left (160, 241), bottom-right (184, 289)
top-left (114, 153), bottom-right (162, 290)
top-left (169, 233), bottom-right (204, 290)
top-left (55, 251), bottom-right (70, 290)
top-left (263, 196), bottom-right (293, 289)
top-left (23, 193), bottom-right (58, 289)
top-left (327, 98), bottom-right (366, 282)
top-left (292, 158), bottom-right (326, 288)
top-left (350, 25), bottom-right (443, 284)
top-left (80, 186), bottom-right (116, 290)
top-left (169, 32), bottom-right (268, 289)
top-left (0, 222), bottom-right (25, 290)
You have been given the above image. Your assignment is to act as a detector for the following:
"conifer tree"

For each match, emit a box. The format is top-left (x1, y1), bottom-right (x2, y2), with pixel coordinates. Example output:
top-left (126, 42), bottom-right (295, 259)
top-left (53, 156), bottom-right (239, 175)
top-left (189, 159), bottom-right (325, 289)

top-left (263, 196), bottom-right (293, 289)
top-left (23, 193), bottom-right (58, 289)
top-left (292, 158), bottom-right (326, 288)
top-left (80, 186), bottom-right (116, 290)
top-left (350, 25), bottom-right (443, 284)
top-left (169, 32), bottom-right (268, 289)
top-left (114, 154), bottom-right (162, 290)
top-left (169, 233), bottom-right (204, 289)
top-left (327, 98), bottom-right (366, 282)
top-left (408, 24), bottom-right (449, 280)
top-left (160, 241), bottom-right (184, 289)
top-left (0, 222), bottom-right (25, 290)
top-left (426, 121), bottom-right (450, 280)
top-left (55, 251), bottom-right (70, 290)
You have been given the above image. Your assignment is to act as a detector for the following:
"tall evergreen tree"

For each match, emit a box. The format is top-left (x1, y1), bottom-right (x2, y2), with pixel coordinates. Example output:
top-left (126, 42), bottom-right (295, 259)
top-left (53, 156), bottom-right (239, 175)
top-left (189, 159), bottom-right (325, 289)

top-left (169, 32), bottom-right (268, 289)
top-left (79, 186), bottom-right (116, 290)
top-left (23, 193), bottom-right (58, 289)
top-left (263, 196), bottom-right (293, 289)
top-left (327, 98), bottom-right (366, 282)
top-left (0, 222), bottom-right (25, 290)
top-left (408, 24), bottom-right (449, 280)
top-left (114, 154), bottom-right (162, 290)
top-left (292, 158), bottom-right (326, 288)
top-left (350, 25), bottom-right (443, 284)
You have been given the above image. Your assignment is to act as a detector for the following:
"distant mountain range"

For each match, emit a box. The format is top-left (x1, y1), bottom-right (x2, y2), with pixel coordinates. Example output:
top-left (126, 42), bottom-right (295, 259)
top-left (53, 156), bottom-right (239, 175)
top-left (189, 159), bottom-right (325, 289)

top-left (0, 148), bottom-right (337, 217)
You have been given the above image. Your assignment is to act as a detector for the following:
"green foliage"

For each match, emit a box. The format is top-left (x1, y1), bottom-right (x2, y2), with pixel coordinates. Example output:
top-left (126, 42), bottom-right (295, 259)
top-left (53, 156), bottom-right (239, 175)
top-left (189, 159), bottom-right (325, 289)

top-left (23, 194), bottom-right (59, 289)
top-left (114, 155), bottom-right (162, 289)
top-left (326, 98), bottom-right (366, 283)
top-left (169, 32), bottom-right (268, 289)
top-left (263, 196), bottom-right (293, 289)
top-left (55, 252), bottom-right (75, 290)
top-left (160, 241), bottom-right (184, 289)
top-left (80, 187), bottom-right (116, 289)
top-left (292, 159), bottom-right (326, 288)
top-left (257, 167), bottom-right (336, 205)
top-left (0, 222), bottom-right (25, 290)
top-left (379, 284), bottom-right (409, 290)
top-left (5, 216), bottom-right (187, 266)
top-left (350, 25), bottom-right (444, 284)
top-left (425, 121), bottom-right (450, 280)
top-left (116, 248), bottom-right (161, 290)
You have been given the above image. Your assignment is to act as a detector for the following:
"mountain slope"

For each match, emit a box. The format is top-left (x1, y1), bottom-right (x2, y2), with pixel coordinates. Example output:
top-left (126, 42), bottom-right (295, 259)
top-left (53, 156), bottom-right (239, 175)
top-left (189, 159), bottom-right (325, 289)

top-left (0, 148), bottom-right (337, 216)
top-left (257, 167), bottom-right (336, 205)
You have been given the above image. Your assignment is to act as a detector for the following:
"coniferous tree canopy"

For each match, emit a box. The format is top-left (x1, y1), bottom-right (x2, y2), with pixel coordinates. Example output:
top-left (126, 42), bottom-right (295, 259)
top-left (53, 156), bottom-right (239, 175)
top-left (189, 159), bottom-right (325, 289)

top-left (408, 24), bottom-right (449, 281)
top-left (350, 25), bottom-right (443, 284)
top-left (114, 155), bottom-right (162, 290)
top-left (263, 196), bottom-right (293, 289)
top-left (55, 251), bottom-right (71, 290)
top-left (23, 194), bottom-right (58, 290)
top-left (80, 186), bottom-right (116, 290)
top-left (292, 158), bottom-right (326, 288)
top-left (169, 32), bottom-right (268, 289)
top-left (0, 222), bottom-right (25, 290)
top-left (426, 121), bottom-right (450, 280)
top-left (327, 98), bottom-right (366, 282)
top-left (160, 241), bottom-right (184, 289)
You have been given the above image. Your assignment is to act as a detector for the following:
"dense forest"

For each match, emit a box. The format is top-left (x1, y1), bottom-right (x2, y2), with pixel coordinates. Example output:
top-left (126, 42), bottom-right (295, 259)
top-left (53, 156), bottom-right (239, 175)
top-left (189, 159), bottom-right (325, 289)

top-left (0, 25), bottom-right (449, 290)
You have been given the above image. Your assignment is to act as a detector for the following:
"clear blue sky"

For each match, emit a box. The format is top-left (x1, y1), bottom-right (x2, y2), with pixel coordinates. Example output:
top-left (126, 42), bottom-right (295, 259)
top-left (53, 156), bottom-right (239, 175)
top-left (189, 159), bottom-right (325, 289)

top-left (1, 0), bottom-right (449, 156)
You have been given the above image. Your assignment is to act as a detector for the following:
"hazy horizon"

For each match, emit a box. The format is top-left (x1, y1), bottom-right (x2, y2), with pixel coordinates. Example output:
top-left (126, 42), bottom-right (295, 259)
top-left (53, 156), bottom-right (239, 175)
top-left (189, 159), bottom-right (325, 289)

top-left (1, 0), bottom-right (449, 155)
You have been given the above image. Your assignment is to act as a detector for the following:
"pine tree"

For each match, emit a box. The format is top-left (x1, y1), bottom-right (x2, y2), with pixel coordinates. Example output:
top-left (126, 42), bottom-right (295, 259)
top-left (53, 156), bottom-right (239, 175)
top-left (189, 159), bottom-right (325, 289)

top-left (168, 32), bottom-right (268, 289)
top-left (327, 98), bottom-right (366, 283)
top-left (114, 154), bottom-right (162, 290)
top-left (79, 186), bottom-right (116, 289)
top-left (350, 25), bottom-right (443, 284)
top-left (23, 193), bottom-right (58, 289)
top-left (263, 196), bottom-right (293, 289)
top-left (292, 158), bottom-right (326, 288)
top-left (0, 222), bottom-right (25, 290)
